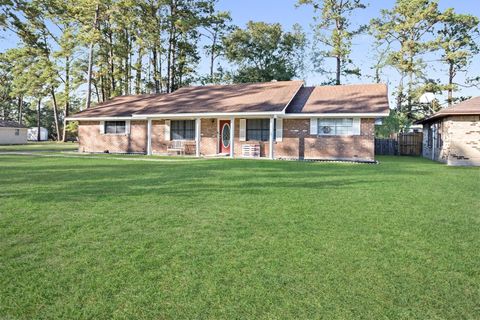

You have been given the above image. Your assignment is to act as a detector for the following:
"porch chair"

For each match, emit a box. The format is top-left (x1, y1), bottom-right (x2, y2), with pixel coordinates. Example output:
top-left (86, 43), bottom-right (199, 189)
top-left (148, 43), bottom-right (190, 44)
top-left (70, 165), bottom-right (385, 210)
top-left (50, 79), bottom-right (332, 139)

top-left (167, 140), bottom-right (186, 155)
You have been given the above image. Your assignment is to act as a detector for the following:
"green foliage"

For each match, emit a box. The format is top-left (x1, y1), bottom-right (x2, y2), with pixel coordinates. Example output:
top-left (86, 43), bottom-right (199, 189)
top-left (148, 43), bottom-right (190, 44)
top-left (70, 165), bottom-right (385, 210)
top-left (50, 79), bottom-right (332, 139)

top-left (64, 120), bottom-right (78, 139)
top-left (223, 21), bottom-right (306, 83)
top-left (298, 0), bottom-right (367, 85)
top-left (436, 9), bottom-right (479, 105)
top-left (370, 0), bottom-right (441, 118)
top-left (375, 110), bottom-right (413, 137)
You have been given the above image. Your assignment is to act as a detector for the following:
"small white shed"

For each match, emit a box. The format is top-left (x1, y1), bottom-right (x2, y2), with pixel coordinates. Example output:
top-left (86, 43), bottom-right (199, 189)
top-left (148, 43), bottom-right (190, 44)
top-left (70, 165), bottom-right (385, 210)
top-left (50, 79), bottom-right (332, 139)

top-left (28, 127), bottom-right (49, 141)
top-left (0, 120), bottom-right (28, 145)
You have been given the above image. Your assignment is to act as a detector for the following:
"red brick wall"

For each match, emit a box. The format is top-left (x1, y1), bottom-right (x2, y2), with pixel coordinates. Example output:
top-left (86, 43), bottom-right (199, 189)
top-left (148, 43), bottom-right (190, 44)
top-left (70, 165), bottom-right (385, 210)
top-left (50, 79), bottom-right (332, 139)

top-left (275, 118), bottom-right (375, 161)
top-left (200, 118), bottom-right (218, 155)
top-left (151, 119), bottom-right (216, 156)
top-left (78, 118), bottom-right (375, 161)
top-left (78, 121), bottom-right (147, 153)
top-left (233, 118), bottom-right (271, 157)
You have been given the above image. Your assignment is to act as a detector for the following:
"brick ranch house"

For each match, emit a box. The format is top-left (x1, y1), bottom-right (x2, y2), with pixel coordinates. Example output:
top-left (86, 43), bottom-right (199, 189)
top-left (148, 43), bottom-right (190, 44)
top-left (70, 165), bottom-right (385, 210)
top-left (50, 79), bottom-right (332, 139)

top-left (68, 81), bottom-right (390, 161)
top-left (418, 97), bottom-right (480, 166)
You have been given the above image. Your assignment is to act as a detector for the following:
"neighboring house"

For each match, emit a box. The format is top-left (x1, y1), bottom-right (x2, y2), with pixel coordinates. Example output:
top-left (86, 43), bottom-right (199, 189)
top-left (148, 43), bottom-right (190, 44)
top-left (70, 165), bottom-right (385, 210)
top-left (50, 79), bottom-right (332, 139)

top-left (28, 127), bottom-right (49, 141)
top-left (418, 97), bottom-right (480, 166)
top-left (67, 81), bottom-right (390, 162)
top-left (0, 120), bottom-right (27, 145)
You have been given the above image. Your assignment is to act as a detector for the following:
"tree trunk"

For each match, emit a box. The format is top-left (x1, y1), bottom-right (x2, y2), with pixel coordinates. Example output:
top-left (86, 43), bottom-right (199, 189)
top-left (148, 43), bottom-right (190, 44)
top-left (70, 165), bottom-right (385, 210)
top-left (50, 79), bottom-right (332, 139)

top-left (108, 29), bottom-right (116, 95)
top-left (336, 56), bottom-right (341, 85)
top-left (152, 48), bottom-right (160, 93)
top-left (37, 98), bottom-right (42, 141)
top-left (448, 62), bottom-right (454, 107)
top-left (210, 32), bottom-right (217, 83)
top-left (62, 57), bottom-right (70, 142)
top-left (124, 29), bottom-right (130, 95)
top-left (167, 32), bottom-right (173, 93)
top-left (100, 75), bottom-right (106, 102)
top-left (396, 72), bottom-right (405, 112)
top-left (17, 96), bottom-right (23, 125)
top-left (169, 33), bottom-right (177, 92)
top-left (158, 48), bottom-right (163, 92)
top-left (51, 87), bottom-right (61, 141)
top-left (135, 46), bottom-right (143, 94)
top-left (93, 80), bottom-right (100, 102)
top-left (167, 0), bottom-right (177, 93)
top-left (85, 4), bottom-right (100, 109)
top-left (407, 70), bottom-right (414, 116)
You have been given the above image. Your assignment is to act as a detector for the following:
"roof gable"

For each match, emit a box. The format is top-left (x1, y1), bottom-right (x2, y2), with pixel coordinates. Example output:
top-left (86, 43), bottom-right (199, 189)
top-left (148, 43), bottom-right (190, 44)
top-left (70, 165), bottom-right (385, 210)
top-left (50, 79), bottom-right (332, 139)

top-left (286, 84), bottom-right (389, 114)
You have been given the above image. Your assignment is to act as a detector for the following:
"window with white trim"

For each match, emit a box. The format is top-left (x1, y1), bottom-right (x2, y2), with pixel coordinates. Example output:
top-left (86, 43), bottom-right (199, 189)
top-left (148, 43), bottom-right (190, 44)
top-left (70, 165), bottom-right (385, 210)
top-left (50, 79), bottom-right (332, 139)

top-left (171, 120), bottom-right (195, 140)
top-left (105, 121), bottom-right (126, 134)
top-left (246, 119), bottom-right (275, 141)
top-left (318, 118), bottom-right (353, 136)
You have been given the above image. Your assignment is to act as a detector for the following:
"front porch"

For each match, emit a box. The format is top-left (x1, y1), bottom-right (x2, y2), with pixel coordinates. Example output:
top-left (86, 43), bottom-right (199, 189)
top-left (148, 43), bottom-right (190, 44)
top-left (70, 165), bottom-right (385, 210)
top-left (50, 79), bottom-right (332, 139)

top-left (146, 117), bottom-right (280, 159)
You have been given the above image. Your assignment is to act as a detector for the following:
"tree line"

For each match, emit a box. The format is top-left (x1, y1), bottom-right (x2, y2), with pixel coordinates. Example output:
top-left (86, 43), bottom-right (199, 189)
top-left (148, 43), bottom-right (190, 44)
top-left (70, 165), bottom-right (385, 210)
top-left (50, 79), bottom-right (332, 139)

top-left (0, 0), bottom-right (479, 140)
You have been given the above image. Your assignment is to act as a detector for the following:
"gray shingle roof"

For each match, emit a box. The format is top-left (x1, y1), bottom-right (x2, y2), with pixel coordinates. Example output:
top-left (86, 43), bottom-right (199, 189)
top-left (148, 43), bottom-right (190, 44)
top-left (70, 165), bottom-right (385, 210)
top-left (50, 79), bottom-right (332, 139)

top-left (418, 97), bottom-right (480, 123)
top-left (69, 81), bottom-right (390, 119)
top-left (286, 84), bottom-right (390, 114)
top-left (137, 81), bottom-right (304, 115)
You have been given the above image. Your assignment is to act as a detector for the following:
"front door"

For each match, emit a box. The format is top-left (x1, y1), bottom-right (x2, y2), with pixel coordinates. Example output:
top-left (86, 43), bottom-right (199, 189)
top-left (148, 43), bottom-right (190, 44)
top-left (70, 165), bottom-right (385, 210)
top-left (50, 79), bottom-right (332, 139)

top-left (219, 120), bottom-right (231, 154)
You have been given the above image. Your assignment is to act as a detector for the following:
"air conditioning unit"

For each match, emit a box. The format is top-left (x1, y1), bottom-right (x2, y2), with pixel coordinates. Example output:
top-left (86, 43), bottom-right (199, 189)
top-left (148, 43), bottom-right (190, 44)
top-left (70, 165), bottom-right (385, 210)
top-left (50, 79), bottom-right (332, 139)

top-left (242, 144), bottom-right (261, 157)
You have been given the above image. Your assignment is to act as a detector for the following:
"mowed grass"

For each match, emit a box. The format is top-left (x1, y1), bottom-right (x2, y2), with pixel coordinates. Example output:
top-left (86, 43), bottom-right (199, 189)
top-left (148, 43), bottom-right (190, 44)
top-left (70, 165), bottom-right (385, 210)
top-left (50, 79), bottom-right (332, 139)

top-left (0, 142), bottom-right (78, 152)
top-left (0, 154), bottom-right (479, 319)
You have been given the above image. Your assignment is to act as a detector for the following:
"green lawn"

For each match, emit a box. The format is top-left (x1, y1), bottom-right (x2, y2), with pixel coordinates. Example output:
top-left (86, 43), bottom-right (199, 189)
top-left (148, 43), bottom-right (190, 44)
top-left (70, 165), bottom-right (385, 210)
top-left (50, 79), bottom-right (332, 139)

top-left (0, 141), bottom-right (79, 152)
top-left (0, 153), bottom-right (479, 319)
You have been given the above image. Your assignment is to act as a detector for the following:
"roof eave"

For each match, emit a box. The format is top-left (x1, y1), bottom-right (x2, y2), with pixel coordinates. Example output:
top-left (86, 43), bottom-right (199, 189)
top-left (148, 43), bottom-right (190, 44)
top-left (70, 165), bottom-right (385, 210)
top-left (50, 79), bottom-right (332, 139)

top-left (66, 116), bottom-right (141, 121)
top-left (132, 111), bottom-right (286, 119)
top-left (417, 112), bottom-right (480, 124)
top-left (283, 112), bottom-right (390, 118)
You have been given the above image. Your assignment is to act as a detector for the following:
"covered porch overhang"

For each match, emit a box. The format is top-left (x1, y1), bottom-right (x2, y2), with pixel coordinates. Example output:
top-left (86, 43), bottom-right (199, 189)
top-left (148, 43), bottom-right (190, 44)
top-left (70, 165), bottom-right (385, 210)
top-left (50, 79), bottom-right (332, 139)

top-left (135, 113), bottom-right (281, 160)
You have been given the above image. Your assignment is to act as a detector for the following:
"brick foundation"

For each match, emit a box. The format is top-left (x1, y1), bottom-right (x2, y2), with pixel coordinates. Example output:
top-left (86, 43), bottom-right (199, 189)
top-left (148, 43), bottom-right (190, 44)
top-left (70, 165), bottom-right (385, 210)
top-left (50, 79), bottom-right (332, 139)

top-left (78, 121), bottom-right (147, 153)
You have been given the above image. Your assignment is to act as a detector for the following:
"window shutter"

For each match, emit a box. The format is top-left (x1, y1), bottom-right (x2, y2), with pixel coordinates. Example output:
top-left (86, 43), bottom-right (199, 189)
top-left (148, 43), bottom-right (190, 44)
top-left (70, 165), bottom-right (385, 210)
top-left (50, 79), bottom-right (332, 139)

top-left (310, 118), bottom-right (318, 135)
top-left (239, 119), bottom-right (246, 141)
top-left (276, 118), bottom-right (283, 142)
top-left (99, 121), bottom-right (105, 134)
top-left (126, 120), bottom-right (131, 135)
top-left (164, 120), bottom-right (171, 140)
top-left (353, 118), bottom-right (361, 135)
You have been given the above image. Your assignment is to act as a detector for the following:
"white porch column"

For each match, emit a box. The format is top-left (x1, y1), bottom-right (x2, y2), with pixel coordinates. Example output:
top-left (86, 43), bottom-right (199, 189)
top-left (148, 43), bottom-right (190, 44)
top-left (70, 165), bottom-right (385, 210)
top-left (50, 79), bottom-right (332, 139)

top-left (230, 116), bottom-right (235, 158)
top-left (147, 118), bottom-right (152, 155)
top-left (195, 118), bottom-right (201, 158)
top-left (269, 117), bottom-right (274, 159)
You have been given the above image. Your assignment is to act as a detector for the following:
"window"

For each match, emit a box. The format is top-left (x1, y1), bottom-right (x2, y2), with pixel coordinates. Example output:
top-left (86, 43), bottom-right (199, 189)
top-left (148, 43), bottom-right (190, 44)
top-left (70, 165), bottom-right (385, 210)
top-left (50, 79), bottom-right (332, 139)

top-left (105, 121), bottom-right (126, 134)
top-left (318, 118), bottom-right (353, 135)
top-left (427, 126), bottom-right (433, 148)
top-left (246, 119), bottom-right (275, 141)
top-left (14, 129), bottom-right (20, 136)
top-left (171, 120), bottom-right (195, 140)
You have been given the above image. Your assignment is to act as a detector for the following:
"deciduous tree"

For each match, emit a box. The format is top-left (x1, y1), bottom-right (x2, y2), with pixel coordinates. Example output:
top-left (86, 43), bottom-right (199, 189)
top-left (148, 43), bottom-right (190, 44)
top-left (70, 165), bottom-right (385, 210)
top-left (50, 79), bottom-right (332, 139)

top-left (223, 21), bottom-right (306, 83)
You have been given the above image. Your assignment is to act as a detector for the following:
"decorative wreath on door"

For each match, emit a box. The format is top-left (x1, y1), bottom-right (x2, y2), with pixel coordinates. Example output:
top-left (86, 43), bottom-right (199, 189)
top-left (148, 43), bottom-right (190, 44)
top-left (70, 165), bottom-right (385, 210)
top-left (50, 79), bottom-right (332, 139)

top-left (322, 126), bottom-right (332, 134)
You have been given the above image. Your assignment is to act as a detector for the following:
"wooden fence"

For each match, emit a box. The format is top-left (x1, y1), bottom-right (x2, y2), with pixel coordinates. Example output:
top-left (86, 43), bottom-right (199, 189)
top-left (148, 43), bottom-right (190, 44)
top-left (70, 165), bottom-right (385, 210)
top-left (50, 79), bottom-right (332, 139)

top-left (375, 132), bottom-right (423, 156)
